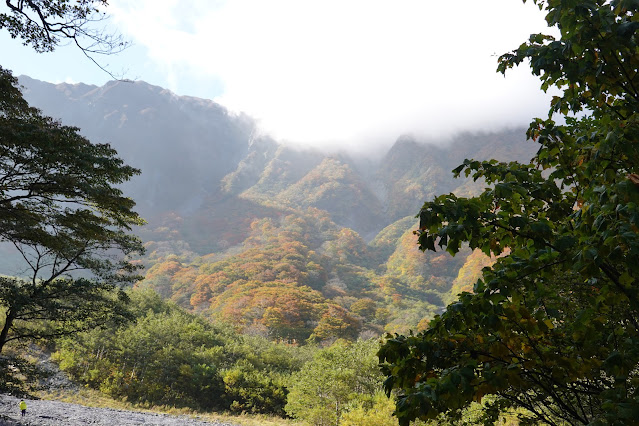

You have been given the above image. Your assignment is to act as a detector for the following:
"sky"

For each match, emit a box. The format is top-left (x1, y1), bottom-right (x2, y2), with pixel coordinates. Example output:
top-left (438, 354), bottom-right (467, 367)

top-left (2, 0), bottom-right (556, 152)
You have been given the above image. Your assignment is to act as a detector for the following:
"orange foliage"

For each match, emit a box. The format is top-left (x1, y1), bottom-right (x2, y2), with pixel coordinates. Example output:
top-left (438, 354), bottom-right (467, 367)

top-left (311, 305), bottom-right (361, 342)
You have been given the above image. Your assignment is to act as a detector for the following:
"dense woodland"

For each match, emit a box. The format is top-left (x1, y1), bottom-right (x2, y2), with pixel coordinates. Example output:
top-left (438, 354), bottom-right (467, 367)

top-left (3, 0), bottom-right (639, 425)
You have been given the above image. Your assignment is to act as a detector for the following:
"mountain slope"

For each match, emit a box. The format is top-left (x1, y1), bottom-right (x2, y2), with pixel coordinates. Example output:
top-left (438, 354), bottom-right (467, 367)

top-left (20, 76), bottom-right (254, 216)
top-left (17, 75), bottom-right (540, 337)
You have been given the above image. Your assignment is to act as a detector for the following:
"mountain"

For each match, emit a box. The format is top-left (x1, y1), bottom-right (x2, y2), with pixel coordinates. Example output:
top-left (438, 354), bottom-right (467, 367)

top-left (18, 76), bottom-right (539, 340)
top-left (20, 76), bottom-right (254, 216)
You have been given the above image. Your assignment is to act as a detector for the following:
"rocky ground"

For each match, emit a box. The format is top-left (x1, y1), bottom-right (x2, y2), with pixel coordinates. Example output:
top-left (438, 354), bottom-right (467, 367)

top-left (0, 351), bottom-right (246, 425)
top-left (0, 395), bottom-right (242, 426)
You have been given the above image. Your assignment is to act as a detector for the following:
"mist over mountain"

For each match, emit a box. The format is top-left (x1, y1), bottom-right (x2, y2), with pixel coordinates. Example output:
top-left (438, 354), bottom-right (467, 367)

top-left (19, 76), bottom-right (536, 235)
top-left (18, 76), bottom-right (539, 336)
top-left (20, 76), bottom-right (255, 216)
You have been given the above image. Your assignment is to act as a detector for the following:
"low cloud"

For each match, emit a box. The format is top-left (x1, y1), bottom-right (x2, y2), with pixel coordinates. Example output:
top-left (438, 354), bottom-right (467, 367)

top-left (110, 0), bottom-right (554, 152)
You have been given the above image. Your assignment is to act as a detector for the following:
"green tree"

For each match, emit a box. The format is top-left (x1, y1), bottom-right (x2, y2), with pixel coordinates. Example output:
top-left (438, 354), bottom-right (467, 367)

top-left (221, 365), bottom-right (288, 415)
top-left (56, 288), bottom-right (311, 415)
top-left (340, 392), bottom-right (405, 426)
top-left (57, 307), bottom-right (228, 410)
top-left (379, 1), bottom-right (639, 425)
top-left (0, 66), bottom-right (144, 354)
top-left (0, 0), bottom-right (141, 395)
top-left (286, 339), bottom-right (382, 426)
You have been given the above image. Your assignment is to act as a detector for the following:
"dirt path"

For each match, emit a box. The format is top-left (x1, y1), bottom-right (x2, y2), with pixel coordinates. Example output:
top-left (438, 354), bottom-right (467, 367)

top-left (0, 395), bottom-right (242, 426)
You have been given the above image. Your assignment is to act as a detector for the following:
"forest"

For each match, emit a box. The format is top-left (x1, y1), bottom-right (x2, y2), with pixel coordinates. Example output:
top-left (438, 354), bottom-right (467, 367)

top-left (3, 0), bottom-right (639, 425)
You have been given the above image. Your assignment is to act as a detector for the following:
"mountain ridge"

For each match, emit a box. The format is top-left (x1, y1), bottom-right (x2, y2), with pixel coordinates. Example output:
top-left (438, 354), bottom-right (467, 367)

top-left (17, 75), bottom-right (539, 338)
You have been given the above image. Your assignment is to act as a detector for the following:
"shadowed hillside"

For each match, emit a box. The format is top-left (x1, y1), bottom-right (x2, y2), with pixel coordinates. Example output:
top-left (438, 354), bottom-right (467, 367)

top-left (20, 76), bottom-right (254, 217)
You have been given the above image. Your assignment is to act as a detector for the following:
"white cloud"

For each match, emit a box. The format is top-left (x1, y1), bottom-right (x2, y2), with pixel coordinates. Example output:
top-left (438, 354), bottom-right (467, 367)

top-left (109, 0), bottom-right (555, 151)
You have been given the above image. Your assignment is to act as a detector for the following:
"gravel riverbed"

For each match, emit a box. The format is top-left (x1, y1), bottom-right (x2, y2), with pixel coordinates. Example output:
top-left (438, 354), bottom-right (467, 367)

top-left (0, 395), bottom-right (242, 426)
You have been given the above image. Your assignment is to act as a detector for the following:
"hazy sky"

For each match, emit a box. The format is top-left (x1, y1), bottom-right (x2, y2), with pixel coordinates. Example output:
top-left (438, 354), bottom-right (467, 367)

top-left (3, 0), bottom-right (555, 151)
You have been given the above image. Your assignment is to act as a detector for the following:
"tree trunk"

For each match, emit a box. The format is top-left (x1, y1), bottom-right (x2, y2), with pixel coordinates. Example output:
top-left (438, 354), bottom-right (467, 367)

top-left (0, 310), bottom-right (15, 354)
